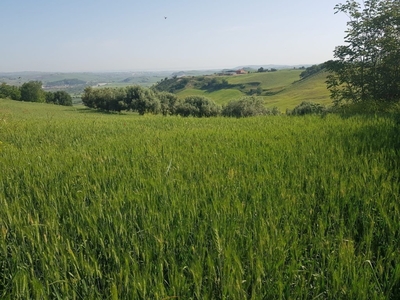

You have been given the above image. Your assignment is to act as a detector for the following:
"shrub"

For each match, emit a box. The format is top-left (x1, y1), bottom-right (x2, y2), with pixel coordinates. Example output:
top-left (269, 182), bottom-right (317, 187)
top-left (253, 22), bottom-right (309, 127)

top-left (158, 92), bottom-right (179, 116)
top-left (82, 87), bottom-right (127, 112)
top-left (46, 91), bottom-right (73, 106)
top-left (81, 87), bottom-right (97, 109)
top-left (288, 101), bottom-right (325, 116)
top-left (0, 83), bottom-right (21, 100)
top-left (20, 81), bottom-right (45, 102)
top-left (176, 96), bottom-right (221, 117)
top-left (222, 96), bottom-right (278, 117)
top-left (126, 86), bottom-right (160, 115)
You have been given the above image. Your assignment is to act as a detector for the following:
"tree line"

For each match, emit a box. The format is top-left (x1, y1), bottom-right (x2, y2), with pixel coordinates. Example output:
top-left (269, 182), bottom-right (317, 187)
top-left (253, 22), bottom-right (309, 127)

top-left (0, 81), bottom-right (72, 106)
top-left (82, 85), bottom-right (281, 117)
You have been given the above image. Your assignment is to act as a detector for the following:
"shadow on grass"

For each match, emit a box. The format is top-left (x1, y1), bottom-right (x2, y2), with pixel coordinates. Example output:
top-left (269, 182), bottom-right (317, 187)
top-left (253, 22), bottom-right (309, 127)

top-left (330, 101), bottom-right (400, 119)
top-left (74, 107), bottom-right (128, 115)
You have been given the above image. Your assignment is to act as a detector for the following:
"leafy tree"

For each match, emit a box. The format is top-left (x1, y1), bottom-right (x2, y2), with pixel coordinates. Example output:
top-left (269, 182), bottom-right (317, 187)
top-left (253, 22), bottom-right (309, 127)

top-left (82, 87), bottom-right (127, 112)
top-left (0, 83), bottom-right (21, 100)
top-left (97, 88), bottom-right (126, 112)
top-left (158, 92), bottom-right (179, 116)
top-left (54, 91), bottom-right (73, 106)
top-left (222, 96), bottom-right (278, 117)
top-left (326, 0), bottom-right (400, 104)
top-left (45, 91), bottom-right (55, 104)
top-left (126, 85), bottom-right (160, 115)
top-left (176, 96), bottom-right (221, 117)
top-left (82, 87), bottom-right (97, 109)
top-left (20, 81), bottom-right (45, 102)
top-left (46, 91), bottom-right (73, 106)
top-left (257, 67), bottom-right (265, 73)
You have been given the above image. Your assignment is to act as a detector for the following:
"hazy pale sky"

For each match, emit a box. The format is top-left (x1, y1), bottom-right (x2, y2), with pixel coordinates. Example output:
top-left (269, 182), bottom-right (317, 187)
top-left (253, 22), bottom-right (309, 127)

top-left (1, 0), bottom-right (349, 72)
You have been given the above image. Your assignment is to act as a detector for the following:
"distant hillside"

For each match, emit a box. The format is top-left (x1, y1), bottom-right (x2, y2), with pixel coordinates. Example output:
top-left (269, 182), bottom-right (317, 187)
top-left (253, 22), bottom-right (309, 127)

top-left (0, 71), bottom-right (175, 96)
top-left (265, 71), bottom-right (331, 110)
top-left (45, 78), bottom-right (86, 87)
top-left (233, 64), bottom-right (312, 70)
top-left (152, 69), bottom-right (330, 109)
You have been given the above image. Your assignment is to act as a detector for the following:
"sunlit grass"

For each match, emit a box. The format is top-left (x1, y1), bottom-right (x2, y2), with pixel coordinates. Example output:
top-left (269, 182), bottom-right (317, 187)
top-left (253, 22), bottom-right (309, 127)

top-left (177, 88), bottom-right (243, 105)
top-left (0, 99), bottom-right (399, 298)
top-left (265, 72), bottom-right (331, 110)
top-left (174, 70), bottom-right (330, 111)
top-left (227, 69), bottom-right (302, 90)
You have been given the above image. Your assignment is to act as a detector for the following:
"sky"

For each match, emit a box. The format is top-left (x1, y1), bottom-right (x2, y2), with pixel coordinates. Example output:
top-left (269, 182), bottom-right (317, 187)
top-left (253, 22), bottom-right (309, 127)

top-left (0, 0), bottom-right (350, 72)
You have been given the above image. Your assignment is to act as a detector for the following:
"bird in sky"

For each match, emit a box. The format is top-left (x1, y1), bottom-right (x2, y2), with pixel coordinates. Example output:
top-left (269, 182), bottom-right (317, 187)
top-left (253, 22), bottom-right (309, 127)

top-left (164, 16), bottom-right (167, 19)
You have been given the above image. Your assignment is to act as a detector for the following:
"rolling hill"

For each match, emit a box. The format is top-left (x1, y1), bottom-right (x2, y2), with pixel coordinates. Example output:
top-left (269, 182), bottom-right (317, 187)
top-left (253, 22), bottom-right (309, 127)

top-left (153, 69), bottom-right (331, 110)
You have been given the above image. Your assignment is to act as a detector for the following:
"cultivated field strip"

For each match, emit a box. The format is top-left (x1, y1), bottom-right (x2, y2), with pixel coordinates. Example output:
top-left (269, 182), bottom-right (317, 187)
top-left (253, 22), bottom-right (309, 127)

top-left (0, 101), bottom-right (399, 298)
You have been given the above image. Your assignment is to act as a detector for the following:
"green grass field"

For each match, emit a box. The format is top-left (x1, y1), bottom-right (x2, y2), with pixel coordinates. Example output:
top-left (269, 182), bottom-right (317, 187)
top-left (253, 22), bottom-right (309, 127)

top-left (176, 88), bottom-right (244, 105)
top-left (227, 69), bottom-right (302, 92)
top-left (265, 72), bottom-right (331, 110)
top-left (1, 99), bottom-right (399, 299)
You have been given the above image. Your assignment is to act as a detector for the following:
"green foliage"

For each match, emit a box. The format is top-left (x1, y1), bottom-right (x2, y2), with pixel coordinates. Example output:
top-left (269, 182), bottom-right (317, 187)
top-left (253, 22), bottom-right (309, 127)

top-left (222, 96), bottom-right (278, 117)
top-left (196, 77), bottom-right (230, 91)
top-left (1, 82), bottom-right (71, 106)
top-left (299, 64), bottom-right (325, 79)
top-left (176, 95), bottom-right (221, 117)
top-left (45, 78), bottom-right (86, 87)
top-left (46, 91), bottom-right (73, 106)
top-left (83, 71), bottom-right (332, 115)
top-left (81, 86), bottom-right (96, 109)
top-left (82, 86), bottom-right (217, 117)
top-left (0, 100), bottom-right (400, 298)
top-left (55, 91), bottom-right (73, 106)
top-left (287, 101), bottom-right (326, 116)
top-left (153, 77), bottom-right (190, 93)
top-left (126, 85), bottom-right (160, 115)
top-left (81, 86), bottom-right (127, 112)
top-left (329, 99), bottom-right (400, 117)
top-left (158, 92), bottom-right (179, 116)
top-left (326, 0), bottom-right (400, 104)
top-left (0, 83), bottom-right (21, 100)
top-left (265, 71), bottom-right (332, 110)
top-left (20, 81), bottom-right (45, 103)
top-left (156, 70), bottom-right (331, 110)
top-left (45, 91), bottom-right (55, 104)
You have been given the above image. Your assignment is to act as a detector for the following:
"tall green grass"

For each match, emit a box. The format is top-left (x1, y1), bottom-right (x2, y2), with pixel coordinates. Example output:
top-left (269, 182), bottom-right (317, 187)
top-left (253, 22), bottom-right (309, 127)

top-left (0, 99), bottom-right (399, 298)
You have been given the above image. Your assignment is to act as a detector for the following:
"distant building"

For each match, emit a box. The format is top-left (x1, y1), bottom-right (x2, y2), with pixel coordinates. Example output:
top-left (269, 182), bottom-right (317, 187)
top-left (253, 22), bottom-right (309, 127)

top-left (236, 69), bottom-right (247, 75)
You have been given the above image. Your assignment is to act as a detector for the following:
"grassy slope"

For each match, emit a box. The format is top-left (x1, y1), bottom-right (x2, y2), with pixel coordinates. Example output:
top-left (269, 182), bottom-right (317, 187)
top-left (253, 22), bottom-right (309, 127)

top-left (1, 99), bottom-right (400, 298)
top-left (227, 69), bottom-right (302, 92)
top-left (175, 70), bottom-right (331, 110)
top-left (265, 71), bottom-right (331, 110)
top-left (177, 88), bottom-right (244, 105)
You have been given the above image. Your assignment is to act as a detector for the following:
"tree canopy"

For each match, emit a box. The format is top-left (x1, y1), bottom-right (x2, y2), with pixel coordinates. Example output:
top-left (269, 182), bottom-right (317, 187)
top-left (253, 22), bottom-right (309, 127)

top-left (0, 83), bottom-right (21, 100)
top-left (326, 0), bottom-right (400, 104)
top-left (46, 91), bottom-right (73, 106)
top-left (20, 81), bottom-right (45, 103)
top-left (1, 82), bottom-right (72, 106)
